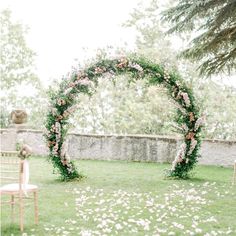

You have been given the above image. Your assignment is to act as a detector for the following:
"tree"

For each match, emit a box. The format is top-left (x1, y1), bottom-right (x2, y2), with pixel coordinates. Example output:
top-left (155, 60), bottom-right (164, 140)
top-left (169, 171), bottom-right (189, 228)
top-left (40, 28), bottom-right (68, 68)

top-left (162, 0), bottom-right (236, 76)
top-left (193, 80), bottom-right (236, 140)
top-left (0, 9), bottom-right (46, 128)
top-left (49, 0), bottom-right (236, 141)
top-left (122, 0), bottom-right (236, 140)
top-left (123, 0), bottom-right (177, 69)
top-left (69, 47), bottom-right (176, 136)
top-left (72, 76), bottom-right (176, 136)
top-left (0, 9), bottom-right (40, 89)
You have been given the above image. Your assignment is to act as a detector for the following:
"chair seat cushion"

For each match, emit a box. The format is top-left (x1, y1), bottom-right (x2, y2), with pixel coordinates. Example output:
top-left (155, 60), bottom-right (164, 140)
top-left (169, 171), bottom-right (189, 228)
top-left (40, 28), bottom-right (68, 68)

top-left (0, 183), bottom-right (38, 193)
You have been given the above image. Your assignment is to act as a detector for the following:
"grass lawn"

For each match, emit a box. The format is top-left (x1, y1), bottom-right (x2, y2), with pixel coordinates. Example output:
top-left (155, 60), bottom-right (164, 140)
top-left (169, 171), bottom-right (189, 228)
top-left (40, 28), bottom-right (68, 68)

top-left (1, 157), bottom-right (236, 236)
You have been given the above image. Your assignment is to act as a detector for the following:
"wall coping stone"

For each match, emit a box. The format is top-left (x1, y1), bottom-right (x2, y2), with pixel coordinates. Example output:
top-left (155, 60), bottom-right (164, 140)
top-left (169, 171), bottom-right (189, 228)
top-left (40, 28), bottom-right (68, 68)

top-left (1, 129), bottom-right (236, 144)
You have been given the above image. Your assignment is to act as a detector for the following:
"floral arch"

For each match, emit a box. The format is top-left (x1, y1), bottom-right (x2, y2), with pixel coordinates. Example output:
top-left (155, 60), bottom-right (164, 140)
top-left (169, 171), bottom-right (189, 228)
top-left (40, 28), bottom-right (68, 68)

top-left (45, 56), bottom-right (204, 180)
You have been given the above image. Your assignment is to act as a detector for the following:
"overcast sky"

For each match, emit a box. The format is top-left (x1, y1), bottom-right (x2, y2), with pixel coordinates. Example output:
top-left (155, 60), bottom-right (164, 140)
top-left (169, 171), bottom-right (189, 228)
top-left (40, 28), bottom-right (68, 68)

top-left (1, 0), bottom-right (235, 87)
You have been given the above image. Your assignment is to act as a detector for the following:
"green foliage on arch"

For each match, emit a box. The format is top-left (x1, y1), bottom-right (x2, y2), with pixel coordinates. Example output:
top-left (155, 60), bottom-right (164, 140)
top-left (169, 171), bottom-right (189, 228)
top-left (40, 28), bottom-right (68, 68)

top-left (45, 56), bottom-right (203, 180)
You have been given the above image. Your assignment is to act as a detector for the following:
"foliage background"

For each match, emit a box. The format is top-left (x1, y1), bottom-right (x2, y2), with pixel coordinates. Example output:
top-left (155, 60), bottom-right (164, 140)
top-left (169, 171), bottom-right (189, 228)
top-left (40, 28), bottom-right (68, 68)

top-left (0, 9), bottom-right (47, 129)
top-left (1, 1), bottom-right (236, 141)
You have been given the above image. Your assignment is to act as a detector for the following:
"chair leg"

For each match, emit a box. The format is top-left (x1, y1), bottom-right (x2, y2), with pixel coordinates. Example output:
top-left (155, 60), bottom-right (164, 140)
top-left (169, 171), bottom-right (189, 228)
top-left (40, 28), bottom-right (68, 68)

top-left (11, 195), bottom-right (15, 223)
top-left (19, 195), bottom-right (24, 232)
top-left (233, 162), bottom-right (236, 185)
top-left (34, 191), bottom-right (39, 224)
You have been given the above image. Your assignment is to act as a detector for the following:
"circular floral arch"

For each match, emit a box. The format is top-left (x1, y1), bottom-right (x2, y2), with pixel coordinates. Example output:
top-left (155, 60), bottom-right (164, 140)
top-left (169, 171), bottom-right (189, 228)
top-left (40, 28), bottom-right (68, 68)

top-left (45, 56), bottom-right (204, 180)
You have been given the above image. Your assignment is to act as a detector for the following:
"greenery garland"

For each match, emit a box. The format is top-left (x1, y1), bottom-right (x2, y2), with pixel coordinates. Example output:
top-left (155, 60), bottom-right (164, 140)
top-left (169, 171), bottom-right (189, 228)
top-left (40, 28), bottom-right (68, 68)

top-left (45, 56), bottom-right (203, 180)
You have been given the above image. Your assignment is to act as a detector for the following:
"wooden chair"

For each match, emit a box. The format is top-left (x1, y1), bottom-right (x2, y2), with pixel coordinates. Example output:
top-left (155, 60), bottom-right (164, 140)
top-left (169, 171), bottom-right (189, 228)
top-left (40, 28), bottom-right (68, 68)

top-left (0, 151), bottom-right (39, 232)
top-left (233, 160), bottom-right (236, 185)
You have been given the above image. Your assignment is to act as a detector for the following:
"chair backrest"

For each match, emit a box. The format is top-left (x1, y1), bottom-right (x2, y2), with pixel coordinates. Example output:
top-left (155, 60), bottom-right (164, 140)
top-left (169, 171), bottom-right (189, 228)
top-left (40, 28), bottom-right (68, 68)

top-left (0, 151), bottom-right (24, 189)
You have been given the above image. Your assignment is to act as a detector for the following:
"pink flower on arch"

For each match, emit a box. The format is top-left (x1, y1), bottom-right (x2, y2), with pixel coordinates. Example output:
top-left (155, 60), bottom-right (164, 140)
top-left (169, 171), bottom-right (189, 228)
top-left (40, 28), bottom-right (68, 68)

top-left (78, 78), bottom-right (90, 86)
top-left (171, 143), bottom-right (187, 170)
top-left (194, 116), bottom-right (205, 131)
top-left (188, 138), bottom-right (198, 155)
top-left (94, 67), bottom-right (105, 74)
top-left (181, 92), bottom-right (191, 107)
top-left (57, 98), bottom-right (66, 106)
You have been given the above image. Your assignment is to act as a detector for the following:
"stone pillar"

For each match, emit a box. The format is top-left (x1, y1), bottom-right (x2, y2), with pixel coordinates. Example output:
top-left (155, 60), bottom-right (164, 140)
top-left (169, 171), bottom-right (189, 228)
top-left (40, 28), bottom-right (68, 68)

top-left (0, 109), bottom-right (28, 151)
top-left (0, 128), bottom-right (17, 151)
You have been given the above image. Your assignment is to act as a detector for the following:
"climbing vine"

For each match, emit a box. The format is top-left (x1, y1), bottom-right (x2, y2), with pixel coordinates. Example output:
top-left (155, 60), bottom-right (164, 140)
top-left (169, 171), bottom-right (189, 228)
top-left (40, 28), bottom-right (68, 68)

top-left (45, 56), bottom-right (203, 180)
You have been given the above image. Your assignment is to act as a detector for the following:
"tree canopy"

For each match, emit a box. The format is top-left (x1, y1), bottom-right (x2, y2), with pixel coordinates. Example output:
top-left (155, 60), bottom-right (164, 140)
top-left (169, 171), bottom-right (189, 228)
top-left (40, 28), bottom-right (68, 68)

top-left (69, 0), bottom-right (236, 141)
top-left (0, 9), bottom-right (46, 128)
top-left (162, 0), bottom-right (236, 76)
top-left (0, 9), bottom-right (39, 89)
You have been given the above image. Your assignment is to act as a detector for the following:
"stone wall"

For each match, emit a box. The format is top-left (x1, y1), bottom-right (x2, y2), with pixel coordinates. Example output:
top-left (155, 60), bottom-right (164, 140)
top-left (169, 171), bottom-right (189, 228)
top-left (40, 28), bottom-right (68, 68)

top-left (68, 133), bottom-right (178, 163)
top-left (0, 128), bottom-right (48, 155)
top-left (1, 128), bottom-right (235, 167)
